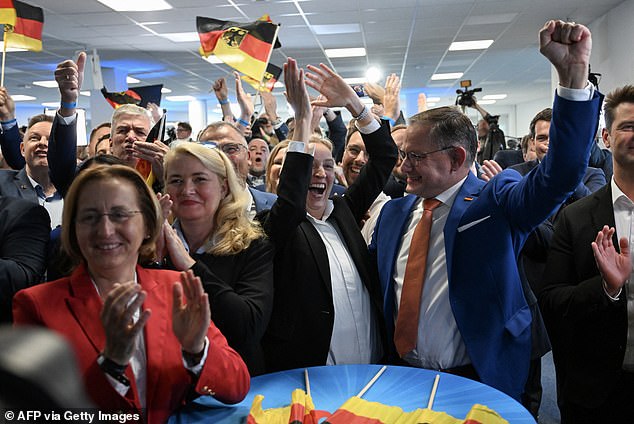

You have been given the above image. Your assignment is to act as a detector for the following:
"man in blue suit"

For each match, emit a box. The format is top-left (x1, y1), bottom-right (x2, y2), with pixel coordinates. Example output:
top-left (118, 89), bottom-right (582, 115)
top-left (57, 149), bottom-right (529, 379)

top-left (369, 20), bottom-right (601, 401)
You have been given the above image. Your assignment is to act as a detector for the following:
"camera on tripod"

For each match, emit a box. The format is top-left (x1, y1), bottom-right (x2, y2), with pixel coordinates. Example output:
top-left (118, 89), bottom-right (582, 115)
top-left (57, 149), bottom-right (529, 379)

top-left (455, 80), bottom-right (482, 108)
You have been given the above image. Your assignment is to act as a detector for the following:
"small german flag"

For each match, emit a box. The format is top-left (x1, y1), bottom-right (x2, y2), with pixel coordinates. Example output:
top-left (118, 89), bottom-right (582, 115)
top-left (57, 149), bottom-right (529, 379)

top-left (100, 84), bottom-right (163, 109)
top-left (2, 1), bottom-right (44, 52)
top-left (241, 62), bottom-right (282, 93)
top-left (197, 15), bottom-right (280, 82)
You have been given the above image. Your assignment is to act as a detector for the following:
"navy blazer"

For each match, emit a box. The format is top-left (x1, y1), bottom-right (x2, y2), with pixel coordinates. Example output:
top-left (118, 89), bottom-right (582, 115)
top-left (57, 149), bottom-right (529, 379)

top-left (0, 196), bottom-right (50, 322)
top-left (0, 168), bottom-right (38, 203)
top-left (249, 186), bottom-right (276, 213)
top-left (370, 92), bottom-right (602, 400)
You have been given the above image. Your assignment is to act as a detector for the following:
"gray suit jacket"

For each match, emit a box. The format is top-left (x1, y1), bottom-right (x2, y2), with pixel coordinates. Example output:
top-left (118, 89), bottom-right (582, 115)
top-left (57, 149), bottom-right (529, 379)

top-left (0, 168), bottom-right (38, 204)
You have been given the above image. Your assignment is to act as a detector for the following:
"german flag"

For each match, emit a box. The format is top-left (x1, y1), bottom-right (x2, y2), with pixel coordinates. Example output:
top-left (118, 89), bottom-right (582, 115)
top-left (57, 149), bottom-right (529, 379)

top-left (136, 113), bottom-right (166, 186)
top-left (197, 15), bottom-right (280, 82)
top-left (247, 389), bottom-right (330, 424)
top-left (2, 1), bottom-right (43, 52)
top-left (242, 62), bottom-right (282, 93)
top-left (100, 84), bottom-right (163, 109)
top-left (322, 397), bottom-right (509, 424)
top-left (0, 0), bottom-right (16, 25)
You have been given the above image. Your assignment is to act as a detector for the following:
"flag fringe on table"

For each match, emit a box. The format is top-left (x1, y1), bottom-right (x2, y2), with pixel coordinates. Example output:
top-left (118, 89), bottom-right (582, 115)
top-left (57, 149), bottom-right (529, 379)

top-left (247, 389), bottom-right (329, 424)
top-left (321, 396), bottom-right (509, 424)
top-left (197, 15), bottom-right (280, 82)
top-left (242, 62), bottom-right (282, 93)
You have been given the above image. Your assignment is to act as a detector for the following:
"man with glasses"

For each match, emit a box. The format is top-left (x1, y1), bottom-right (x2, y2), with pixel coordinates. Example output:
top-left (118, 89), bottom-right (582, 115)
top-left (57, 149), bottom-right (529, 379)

top-left (198, 121), bottom-right (276, 217)
top-left (369, 20), bottom-right (602, 402)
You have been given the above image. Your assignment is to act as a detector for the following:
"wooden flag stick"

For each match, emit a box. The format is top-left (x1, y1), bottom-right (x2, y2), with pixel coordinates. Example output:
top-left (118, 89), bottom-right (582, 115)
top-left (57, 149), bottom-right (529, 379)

top-left (427, 374), bottom-right (440, 410)
top-left (1, 25), bottom-right (12, 87)
top-left (304, 368), bottom-right (311, 397)
top-left (356, 365), bottom-right (387, 398)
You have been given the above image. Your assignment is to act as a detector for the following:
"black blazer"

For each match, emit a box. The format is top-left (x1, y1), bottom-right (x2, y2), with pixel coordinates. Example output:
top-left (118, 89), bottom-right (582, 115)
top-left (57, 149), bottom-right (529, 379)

top-left (539, 184), bottom-right (625, 408)
top-left (259, 121), bottom-right (397, 372)
top-left (183, 236), bottom-right (274, 376)
top-left (0, 196), bottom-right (50, 323)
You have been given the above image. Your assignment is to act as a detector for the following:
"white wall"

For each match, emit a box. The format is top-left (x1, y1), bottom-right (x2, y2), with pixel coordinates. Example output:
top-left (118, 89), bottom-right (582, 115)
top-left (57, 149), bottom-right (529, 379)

top-left (589, 0), bottom-right (634, 95)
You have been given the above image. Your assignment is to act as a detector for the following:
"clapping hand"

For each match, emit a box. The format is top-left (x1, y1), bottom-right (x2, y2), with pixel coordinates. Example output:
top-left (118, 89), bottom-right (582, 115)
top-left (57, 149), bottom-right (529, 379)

top-left (101, 282), bottom-right (151, 365)
top-left (592, 225), bottom-right (630, 297)
top-left (172, 270), bottom-right (210, 355)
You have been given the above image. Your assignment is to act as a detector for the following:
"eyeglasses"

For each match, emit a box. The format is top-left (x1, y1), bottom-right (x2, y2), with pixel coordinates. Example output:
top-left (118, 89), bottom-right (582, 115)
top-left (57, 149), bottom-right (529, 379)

top-left (346, 145), bottom-right (367, 158)
top-left (77, 209), bottom-right (142, 226)
top-left (398, 146), bottom-right (455, 164)
top-left (219, 143), bottom-right (246, 156)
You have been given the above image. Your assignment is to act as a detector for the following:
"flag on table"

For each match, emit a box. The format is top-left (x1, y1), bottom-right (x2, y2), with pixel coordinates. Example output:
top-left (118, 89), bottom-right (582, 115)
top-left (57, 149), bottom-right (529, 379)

top-left (197, 15), bottom-right (280, 82)
top-left (247, 389), bottom-right (330, 424)
top-left (322, 397), bottom-right (509, 424)
top-left (241, 62), bottom-right (282, 93)
top-left (101, 84), bottom-right (163, 109)
top-left (135, 113), bottom-right (166, 186)
top-left (1, 0), bottom-right (43, 52)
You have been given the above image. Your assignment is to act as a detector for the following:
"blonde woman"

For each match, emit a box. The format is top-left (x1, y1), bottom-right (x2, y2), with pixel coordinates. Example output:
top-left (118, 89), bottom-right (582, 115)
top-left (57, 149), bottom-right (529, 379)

top-left (161, 142), bottom-right (274, 375)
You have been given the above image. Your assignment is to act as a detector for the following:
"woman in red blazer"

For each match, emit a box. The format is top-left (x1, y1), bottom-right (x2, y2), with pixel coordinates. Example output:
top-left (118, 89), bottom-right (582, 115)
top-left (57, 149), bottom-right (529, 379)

top-left (13, 165), bottom-right (249, 423)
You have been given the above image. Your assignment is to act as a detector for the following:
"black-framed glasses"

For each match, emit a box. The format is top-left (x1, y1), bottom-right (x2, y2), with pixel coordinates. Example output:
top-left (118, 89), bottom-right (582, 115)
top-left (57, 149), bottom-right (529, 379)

top-left (346, 145), bottom-right (367, 158)
top-left (398, 146), bottom-right (455, 164)
top-left (219, 143), bottom-right (246, 156)
top-left (77, 209), bottom-right (142, 226)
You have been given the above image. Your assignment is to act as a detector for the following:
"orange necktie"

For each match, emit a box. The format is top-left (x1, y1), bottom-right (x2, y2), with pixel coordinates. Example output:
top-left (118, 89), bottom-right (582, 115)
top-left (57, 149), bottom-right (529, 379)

top-left (394, 197), bottom-right (442, 357)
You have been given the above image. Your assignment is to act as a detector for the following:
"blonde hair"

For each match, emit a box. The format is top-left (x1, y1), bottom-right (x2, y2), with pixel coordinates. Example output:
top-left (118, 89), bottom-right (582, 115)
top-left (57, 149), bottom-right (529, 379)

top-left (164, 143), bottom-right (264, 255)
top-left (265, 140), bottom-right (290, 194)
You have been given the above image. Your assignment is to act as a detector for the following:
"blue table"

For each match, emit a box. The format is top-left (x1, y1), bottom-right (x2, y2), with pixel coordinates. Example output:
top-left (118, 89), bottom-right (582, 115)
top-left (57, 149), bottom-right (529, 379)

top-left (170, 364), bottom-right (536, 423)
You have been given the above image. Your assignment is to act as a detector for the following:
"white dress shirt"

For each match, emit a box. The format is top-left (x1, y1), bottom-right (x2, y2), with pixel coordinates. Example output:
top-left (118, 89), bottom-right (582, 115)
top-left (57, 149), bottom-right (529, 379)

top-left (610, 177), bottom-right (634, 370)
top-left (307, 200), bottom-right (381, 365)
top-left (394, 176), bottom-right (470, 369)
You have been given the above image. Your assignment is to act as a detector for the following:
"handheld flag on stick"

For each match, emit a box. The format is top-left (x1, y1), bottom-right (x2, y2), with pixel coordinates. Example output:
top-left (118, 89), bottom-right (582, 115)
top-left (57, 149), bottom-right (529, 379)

top-left (0, 0), bottom-right (43, 85)
top-left (197, 15), bottom-right (280, 82)
top-left (136, 113), bottom-right (166, 187)
top-left (101, 84), bottom-right (163, 109)
top-left (241, 62), bottom-right (282, 93)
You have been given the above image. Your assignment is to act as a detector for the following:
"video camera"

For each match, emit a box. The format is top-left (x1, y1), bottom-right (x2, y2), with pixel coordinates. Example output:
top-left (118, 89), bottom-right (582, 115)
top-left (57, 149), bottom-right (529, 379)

top-left (455, 80), bottom-right (482, 109)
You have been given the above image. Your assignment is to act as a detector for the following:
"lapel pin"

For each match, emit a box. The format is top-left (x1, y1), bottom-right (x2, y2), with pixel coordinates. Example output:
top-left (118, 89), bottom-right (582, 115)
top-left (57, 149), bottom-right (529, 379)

top-left (464, 196), bottom-right (474, 201)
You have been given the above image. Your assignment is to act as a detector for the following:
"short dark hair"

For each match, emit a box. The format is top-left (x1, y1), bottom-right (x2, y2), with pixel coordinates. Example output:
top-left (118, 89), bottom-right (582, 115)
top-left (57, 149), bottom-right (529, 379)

top-left (408, 106), bottom-right (477, 165)
top-left (604, 85), bottom-right (634, 132)
top-left (529, 108), bottom-right (552, 139)
top-left (89, 122), bottom-right (111, 142)
top-left (177, 121), bottom-right (192, 132)
top-left (27, 114), bottom-right (53, 129)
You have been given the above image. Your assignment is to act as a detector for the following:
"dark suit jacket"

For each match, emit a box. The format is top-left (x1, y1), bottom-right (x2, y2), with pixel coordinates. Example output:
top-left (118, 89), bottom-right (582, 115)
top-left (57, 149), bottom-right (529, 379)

top-left (187, 237), bottom-right (274, 376)
top-left (249, 186), bottom-right (276, 213)
top-left (539, 184), bottom-right (625, 409)
top-left (48, 115), bottom-right (78, 198)
top-left (0, 168), bottom-right (39, 203)
top-left (511, 159), bottom-right (606, 202)
top-left (0, 124), bottom-right (24, 170)
top-left (13, 264), bottom-right (250, 423)
top-left (259, 121), bottom-right (397, 372)
top-left (493, 149), bottom-right (524, 169)
top-left (0, 196), bottom-right (50, 323)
